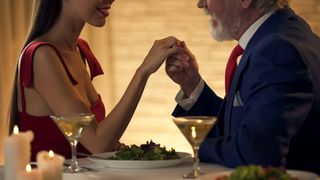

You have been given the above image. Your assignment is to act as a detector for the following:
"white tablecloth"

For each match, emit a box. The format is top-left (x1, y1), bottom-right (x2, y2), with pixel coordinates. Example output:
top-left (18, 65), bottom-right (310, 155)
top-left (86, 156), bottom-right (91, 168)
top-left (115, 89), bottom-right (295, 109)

top-left (1, 158), bottom-right (319, 180)
top-left (0, 158), bottom-right (229, 180)
top-left (62, 160), bottom-right (320, 180)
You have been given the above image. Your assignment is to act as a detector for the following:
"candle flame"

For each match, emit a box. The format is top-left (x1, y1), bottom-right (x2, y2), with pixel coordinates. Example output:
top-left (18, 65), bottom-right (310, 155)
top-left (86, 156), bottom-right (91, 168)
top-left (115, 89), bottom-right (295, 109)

top-left (13, 125), bottom-right (19, 135)
top-left (26, 164), bottom-right (32, 172)
top-left (191, 126), bottom-right (196, 138)
top-left (49, 150), bottom-right (54, 157)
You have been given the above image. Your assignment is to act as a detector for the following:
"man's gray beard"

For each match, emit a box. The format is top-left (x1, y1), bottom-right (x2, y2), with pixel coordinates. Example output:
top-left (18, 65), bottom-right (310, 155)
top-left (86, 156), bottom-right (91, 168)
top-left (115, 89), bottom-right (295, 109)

top-left (209, 19), bottom-right (233, 42)
top-left (208, 8), bottom-right (241, 42)
top-left (202, 9), bottom-right (230, 41)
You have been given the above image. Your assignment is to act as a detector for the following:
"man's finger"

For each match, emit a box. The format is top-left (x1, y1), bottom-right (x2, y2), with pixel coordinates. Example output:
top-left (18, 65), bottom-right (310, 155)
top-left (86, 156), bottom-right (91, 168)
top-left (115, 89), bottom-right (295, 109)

top-left (166, 58), bottom-right (189, 68)
top-left (166, 64), bottom-right (183, 72)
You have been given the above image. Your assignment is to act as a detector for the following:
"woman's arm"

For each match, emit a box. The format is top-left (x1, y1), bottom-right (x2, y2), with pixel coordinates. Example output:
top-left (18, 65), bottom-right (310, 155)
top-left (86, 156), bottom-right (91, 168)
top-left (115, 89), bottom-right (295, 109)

top-left (82, 36), bottom-right (186, 153)
top-left (32, 36), bottom-right (185, 153)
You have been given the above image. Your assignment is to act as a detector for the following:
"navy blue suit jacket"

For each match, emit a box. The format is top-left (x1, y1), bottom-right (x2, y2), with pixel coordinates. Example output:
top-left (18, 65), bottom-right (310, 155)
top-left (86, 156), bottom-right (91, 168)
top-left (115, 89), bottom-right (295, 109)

top-left (173, 8), bottom-right (320, 174)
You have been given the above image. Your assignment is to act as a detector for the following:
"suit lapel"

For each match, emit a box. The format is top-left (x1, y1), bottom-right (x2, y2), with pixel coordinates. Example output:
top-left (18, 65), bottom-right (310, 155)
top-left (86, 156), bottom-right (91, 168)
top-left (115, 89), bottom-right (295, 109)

top-left (223, 8), bottom-right (295, 133)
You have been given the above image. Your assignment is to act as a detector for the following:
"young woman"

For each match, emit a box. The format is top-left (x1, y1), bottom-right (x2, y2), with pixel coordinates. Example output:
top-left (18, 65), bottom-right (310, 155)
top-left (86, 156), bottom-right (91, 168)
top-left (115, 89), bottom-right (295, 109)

top-left (10, 0), bottom-right (185, 161)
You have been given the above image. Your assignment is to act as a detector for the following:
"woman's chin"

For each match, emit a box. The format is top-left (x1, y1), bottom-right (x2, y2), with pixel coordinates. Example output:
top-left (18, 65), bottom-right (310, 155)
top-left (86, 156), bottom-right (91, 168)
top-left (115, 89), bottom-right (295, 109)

top-left (90, 20), bottom-right (106, 27)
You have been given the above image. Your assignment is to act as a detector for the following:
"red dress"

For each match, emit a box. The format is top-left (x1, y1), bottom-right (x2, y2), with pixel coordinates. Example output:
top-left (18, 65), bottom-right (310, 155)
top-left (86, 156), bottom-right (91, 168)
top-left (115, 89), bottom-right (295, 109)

top-left (18, 39), bottom-right (106, 161)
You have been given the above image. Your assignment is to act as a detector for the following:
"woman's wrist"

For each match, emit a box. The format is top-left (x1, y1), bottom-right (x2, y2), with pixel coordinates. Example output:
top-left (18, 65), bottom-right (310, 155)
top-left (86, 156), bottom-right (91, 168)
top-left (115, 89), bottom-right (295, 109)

top-left (136, 66), bottom-right (151, 79)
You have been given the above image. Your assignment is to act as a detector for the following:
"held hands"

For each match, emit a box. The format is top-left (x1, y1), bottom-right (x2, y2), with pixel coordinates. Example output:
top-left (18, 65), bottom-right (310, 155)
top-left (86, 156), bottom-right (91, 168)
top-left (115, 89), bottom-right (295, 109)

top-left (165, 41), bottom-right (201, 96)
top-left (139, 36), bottom-right (187, 76)
top-left (139, 36), bottom-right (201, 96)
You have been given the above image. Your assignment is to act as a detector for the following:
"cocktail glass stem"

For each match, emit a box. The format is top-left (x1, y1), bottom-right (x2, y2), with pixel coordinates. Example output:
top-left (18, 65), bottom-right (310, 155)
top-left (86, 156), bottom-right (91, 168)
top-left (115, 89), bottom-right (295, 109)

top-left (183, 146), bottom-right (203, 179)
top-left (68, 140), bottom-right (82, 173)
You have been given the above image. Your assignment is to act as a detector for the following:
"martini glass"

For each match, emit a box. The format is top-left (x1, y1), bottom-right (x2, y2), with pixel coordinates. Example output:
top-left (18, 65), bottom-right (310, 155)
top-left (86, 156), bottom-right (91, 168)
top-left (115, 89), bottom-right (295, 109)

top-left (173, 116), bottom-right (217, 179)
top-left (50, 113), bottom-right (94, 173)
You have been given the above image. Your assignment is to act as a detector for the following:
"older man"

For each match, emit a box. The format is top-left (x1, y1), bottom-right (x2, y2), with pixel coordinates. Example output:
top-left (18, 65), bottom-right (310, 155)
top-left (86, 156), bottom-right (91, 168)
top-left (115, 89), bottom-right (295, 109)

top-left (166, 0), bottom-right (320, 174)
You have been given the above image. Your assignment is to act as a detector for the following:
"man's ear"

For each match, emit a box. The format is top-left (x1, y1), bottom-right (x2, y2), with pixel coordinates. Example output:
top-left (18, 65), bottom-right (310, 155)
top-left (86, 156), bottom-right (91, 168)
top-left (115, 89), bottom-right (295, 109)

top-left (239, 0), bottom-right (253, 9)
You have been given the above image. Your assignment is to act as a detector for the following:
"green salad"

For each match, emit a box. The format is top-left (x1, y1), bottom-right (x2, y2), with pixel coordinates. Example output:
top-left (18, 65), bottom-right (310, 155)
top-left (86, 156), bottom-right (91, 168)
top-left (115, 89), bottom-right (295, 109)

top-left (107, 140), bottom-right (180, 160)
top-left (217, 165), bottom-right (299, 180)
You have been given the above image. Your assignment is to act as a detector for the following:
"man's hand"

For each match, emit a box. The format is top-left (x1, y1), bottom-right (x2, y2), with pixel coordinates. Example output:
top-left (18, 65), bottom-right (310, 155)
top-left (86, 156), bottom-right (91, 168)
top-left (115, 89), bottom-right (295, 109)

top-left (165, 41), bottom-right (201, 96)
top-left (139, 36), bottom-right (186, 77)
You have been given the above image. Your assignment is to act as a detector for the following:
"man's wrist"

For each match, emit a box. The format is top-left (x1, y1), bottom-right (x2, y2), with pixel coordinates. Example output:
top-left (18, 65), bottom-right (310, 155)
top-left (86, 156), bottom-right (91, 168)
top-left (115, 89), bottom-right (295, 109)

top-left (175, 79), bottom-right (205, 111)
top-left (181, 76), bottom-right (201, 97)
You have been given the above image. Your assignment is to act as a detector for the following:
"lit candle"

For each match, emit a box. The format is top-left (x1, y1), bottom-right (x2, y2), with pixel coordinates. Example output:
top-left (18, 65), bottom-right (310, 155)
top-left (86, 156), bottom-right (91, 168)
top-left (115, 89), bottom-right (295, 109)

top-left (17, 164), bottom-right (42, 180)
top-left (4, 125), bottom-right (34, 180)
top-left (37, 150), bottom-right (65, 180)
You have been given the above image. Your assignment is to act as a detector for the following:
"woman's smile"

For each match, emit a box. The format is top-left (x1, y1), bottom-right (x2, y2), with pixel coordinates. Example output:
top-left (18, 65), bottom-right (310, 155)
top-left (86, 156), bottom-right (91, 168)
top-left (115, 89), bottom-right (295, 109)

top-left (97, 7), bottom-right (109, 17)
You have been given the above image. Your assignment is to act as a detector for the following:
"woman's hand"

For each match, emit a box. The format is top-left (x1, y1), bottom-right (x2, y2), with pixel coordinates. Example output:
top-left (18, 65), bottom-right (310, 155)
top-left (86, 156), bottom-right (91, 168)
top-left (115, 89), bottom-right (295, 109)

top-left (112, 142), bottom-right (129, 151)
top-left (165, 41), bottom-right (201, 96)
top-left (139, 36), bottom-right (186, 76)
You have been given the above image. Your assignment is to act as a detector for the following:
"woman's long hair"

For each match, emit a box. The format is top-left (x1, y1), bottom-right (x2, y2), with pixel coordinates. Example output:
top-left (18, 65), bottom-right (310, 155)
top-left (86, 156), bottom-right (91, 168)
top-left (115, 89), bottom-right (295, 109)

top-left (8, 0), bottom-right (62, 134)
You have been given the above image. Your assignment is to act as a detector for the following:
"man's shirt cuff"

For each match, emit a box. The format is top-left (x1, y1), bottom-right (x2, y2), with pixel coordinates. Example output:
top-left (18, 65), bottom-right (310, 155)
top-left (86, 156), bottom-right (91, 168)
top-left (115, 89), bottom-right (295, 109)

top-left (175, 79), bottom-right (205, 111)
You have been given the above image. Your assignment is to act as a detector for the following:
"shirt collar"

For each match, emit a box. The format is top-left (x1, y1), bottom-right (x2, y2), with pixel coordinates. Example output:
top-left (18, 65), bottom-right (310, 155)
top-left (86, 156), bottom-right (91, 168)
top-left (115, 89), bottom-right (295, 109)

top-left (239, 11), bottom-right (274, 49)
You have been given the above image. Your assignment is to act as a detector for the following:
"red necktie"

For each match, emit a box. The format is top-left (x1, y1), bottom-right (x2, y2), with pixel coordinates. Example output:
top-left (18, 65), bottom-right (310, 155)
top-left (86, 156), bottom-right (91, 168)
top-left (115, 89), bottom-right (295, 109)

top-left (225, 44), bottom-right (243, 95)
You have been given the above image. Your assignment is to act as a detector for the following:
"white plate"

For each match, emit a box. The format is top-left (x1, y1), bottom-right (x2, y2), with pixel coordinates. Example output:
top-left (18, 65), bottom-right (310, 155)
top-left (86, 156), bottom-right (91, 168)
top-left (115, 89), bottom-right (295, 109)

top-left (202, 170), bottom-right (319, 180)
top-left (287, 170), bottom-right (319, 180)
top-left (88, 151), bottom-right (191, 169)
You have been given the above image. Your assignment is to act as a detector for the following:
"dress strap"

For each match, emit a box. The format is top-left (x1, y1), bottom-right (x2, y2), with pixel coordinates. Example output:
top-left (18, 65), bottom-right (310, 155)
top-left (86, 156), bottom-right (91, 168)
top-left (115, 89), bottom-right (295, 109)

top-left (90, 95), bottom-right (105, 123)
top-left (77, 39), bottom-right (104, 80)
top-left (19, 41), bottom-right (78, 112)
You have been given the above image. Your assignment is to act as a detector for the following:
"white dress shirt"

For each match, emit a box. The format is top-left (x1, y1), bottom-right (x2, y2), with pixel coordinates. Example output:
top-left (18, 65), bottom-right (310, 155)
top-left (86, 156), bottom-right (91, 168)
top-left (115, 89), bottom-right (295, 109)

top-left (176, 11), bottom-right (274, 110)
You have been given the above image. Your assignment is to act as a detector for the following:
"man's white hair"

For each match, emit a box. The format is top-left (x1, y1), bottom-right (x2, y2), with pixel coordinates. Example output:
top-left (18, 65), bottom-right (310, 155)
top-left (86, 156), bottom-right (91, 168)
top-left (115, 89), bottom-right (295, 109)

top-left (251, 0), bottom-right (291, 13)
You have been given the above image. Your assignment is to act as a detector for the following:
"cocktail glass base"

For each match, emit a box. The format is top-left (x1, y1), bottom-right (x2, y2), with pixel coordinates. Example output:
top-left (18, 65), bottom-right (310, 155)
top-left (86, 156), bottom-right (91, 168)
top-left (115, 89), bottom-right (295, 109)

top-left (64, 164), bottom-right (88, 173)
top-left (182, 169), bottom-right (204, 179)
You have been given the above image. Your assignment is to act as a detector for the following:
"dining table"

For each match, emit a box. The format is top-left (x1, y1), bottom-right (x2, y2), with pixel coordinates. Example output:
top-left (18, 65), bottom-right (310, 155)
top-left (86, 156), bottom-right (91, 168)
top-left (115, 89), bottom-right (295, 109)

top-left (1, 157), bottom-right (319, 180)
top-left (0, 157), bottom-right (230, 180)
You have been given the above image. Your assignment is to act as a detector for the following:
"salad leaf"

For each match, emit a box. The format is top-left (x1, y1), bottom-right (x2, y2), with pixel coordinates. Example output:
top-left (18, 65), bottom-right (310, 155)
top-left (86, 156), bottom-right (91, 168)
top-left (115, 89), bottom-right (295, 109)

top-left (108, 140), bottom-right (180, 160)
top-left (217, 165), bottom-right (299, 180)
